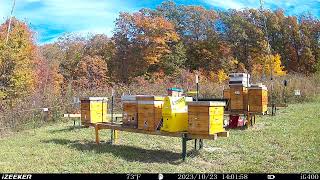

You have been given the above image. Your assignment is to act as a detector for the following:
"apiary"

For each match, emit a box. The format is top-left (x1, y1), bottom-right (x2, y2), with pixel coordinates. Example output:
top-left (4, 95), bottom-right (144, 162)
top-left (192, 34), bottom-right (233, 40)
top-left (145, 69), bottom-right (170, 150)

top-left (248, 85), bottom-right (268, 114)
top-left (229, 85), bottom-right (248, 111)
top-left (80, 97), bottom-right (108, 125)
top-left (137, 95), bottom-right (164, 131)
top-left (187, 101), bottom-right (226, 135)
top-left (161, 96), bottom-right (192, 132)
top-left (121, 95), bottom-right (138, 128)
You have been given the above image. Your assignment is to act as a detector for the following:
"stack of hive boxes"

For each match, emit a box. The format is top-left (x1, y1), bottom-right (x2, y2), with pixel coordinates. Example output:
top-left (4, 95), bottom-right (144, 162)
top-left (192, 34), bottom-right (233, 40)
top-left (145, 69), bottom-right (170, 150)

top-left (223, 73), bottom-right (268, 114)
top-left (187, 101), bottom-right (226, 135)
top-left (121, 95), bottom-right (138, 128)
top-left (224, 73), bottom-right (250, 111)
top-left (137, 95), bottom-right (164, 131)
top-left (80, 97), bottom-right (109, 125)
top-left (121, 95), bottom-right (164, 131)
top-left (248, 84), bottom-right (268, 113)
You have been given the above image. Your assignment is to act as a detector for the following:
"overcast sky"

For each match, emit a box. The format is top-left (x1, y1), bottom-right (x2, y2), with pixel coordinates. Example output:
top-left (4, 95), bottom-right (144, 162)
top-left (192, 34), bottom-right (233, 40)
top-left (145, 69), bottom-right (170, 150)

top-left (0, 0), bottom-right (319, 44)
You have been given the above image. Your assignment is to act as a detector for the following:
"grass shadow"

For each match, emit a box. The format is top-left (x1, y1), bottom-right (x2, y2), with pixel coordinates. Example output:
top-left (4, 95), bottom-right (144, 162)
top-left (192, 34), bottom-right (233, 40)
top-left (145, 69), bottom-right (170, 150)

top-left (48, 126), bottom-right (83, 133)
top-left (42, 138), bottom-right (183, 164)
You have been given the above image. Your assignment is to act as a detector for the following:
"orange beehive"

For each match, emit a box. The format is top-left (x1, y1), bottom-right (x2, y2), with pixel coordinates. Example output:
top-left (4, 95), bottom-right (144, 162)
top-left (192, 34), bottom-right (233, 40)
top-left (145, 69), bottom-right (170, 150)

top-left (122, 95), bottom-right (138, 128)
top-left (137, 96), bottom-right (164, 131)
top-left (248, 86), bottom-right (268, 114)
top-left (188, 101), bottom-right (226, 135)
top-left (229, 85), bottom-right (248, 111)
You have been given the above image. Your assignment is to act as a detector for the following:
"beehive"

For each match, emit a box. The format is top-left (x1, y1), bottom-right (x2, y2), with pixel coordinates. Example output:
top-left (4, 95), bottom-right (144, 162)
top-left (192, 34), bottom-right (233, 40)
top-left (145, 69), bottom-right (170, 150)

top-left (167, 88), bottom-right (183, 97)
top-left (137, 96), bottom-right (164, 131)
top-left (229, 73), bottom-right (250, 87)
top-left (121, 95), bottom-right (138, 128)
top-left (80, 97), bottom-right (108, 125)
top-left (248, 85), bottom-right (268, 113)
top-left (187, 101), bottom-right (226, 135)
top-left (223, 89), bottom-right (230, 99)
top-left (161, 96), bottom-right (192, 132)
top-left (229, 85), bottom-right (248, 111)
top-left (223, 88), bottom-right (231, 111)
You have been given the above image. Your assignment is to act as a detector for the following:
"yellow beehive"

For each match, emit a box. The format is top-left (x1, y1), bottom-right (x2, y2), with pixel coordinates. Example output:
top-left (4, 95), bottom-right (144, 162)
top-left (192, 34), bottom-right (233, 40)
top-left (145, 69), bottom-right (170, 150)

top-left (229, 85), bottom-right (248, 111)
top-left (187, 101), bottom-right (226, 135)
top-left (121, 95), bottom-right (138, 128)
top-left (80, 97), bottom-right (108, 125)
top-left (137, 95), bottom-right (164, 131)
top-left (248, 86), bottom-right (268, 114)
top-left (161, 96), bottom-right (193, 132)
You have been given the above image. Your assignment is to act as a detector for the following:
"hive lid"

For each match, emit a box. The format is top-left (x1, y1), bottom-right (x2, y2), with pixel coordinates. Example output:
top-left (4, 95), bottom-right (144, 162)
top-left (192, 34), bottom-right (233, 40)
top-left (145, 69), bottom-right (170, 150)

top-left (229, 73), bottom-right (250, 78)
top-left (167, 87), bottom-right (184, 92)
top-left (81, 97), bottom-right (108, 101)
top-left (136, 95), bottom-right (164, 101)
top-left (187, 101), bottom-right (226, 107)
top-left (249, 84), bottom-right (268, 90)
top-left (121, 95), bottom-right (137, 101)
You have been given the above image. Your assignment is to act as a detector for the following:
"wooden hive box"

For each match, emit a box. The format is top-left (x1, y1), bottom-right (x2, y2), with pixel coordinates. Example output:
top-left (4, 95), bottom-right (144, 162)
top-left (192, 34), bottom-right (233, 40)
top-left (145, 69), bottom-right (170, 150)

top-left (248, 86), bottom-right (268, 114)
top-left (187, 101), bottom-right (226, 135)
top-left (121, 95), bottom-right (138, 128)
top-left (223, 89), bottom-right (230, 99)
top-left (137, 96), bottom-right (164, 131)
top-left (229, 85), bottom-right (248, 111)
top-left (80, 97), bottom-right (108, 125)
top-left (223, 88), bottom-right (231, 110)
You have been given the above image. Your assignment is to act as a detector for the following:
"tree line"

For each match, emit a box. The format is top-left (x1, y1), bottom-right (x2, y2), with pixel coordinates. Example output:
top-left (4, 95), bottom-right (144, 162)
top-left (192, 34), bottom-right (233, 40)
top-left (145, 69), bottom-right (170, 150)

top-left (0, 1), bottom-right (319, 104)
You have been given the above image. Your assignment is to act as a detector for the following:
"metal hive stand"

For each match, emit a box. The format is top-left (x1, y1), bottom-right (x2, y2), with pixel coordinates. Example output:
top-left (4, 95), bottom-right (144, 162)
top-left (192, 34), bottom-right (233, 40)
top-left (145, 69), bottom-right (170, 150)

top-left (91, 122), bottom-right (229, 161)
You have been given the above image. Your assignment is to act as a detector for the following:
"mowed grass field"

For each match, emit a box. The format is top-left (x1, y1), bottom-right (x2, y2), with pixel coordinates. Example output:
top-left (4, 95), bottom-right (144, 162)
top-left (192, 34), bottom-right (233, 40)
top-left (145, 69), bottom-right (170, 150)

top-left (0, 100), bottom-right (319, 173)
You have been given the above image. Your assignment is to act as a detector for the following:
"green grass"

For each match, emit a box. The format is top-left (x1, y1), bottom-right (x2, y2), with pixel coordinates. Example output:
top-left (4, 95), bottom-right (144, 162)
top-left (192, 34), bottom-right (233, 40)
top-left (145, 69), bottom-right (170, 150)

top-left (0, 101), bottom-right (319, 173)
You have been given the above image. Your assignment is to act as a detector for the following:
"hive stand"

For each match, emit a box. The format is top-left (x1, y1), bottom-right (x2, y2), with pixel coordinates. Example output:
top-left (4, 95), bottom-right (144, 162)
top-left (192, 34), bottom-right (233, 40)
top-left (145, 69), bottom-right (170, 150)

top-left (92, 122), bottom-right (229, 161)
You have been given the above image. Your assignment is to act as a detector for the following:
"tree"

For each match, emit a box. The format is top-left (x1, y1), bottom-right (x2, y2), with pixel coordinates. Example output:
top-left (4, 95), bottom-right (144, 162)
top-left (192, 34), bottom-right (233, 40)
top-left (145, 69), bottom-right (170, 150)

top-left (0, 18), bottom-right (38, 103)
top-left (160, 42), bottom-right (187, 74)
top-left (73, 55), bottom-right (109, 90)
top-left (112, 11), bottom-right (179, 82)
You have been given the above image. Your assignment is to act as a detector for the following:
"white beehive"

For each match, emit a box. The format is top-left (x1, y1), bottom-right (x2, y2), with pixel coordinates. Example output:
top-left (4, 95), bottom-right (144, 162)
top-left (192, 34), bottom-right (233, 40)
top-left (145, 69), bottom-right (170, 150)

top-left (229, 73), bottom-right (251, 87)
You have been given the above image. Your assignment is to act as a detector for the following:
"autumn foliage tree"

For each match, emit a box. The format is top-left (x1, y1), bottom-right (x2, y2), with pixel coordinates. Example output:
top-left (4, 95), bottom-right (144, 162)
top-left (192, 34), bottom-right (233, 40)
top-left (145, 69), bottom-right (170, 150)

top-left (112, 11), bottom-right (179, 82)
top-left (0, 18), bottom-right (38, 103)
top-left (73, 55), bottom-right (109, 90)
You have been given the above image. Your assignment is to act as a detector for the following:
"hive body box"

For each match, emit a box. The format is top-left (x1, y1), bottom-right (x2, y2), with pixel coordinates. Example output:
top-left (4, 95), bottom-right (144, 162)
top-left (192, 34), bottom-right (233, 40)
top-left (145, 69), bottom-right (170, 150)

top-left (161, 96), bottom-right (192, 132)
top-left (137, 95), bottom-right (164, 131)
top-left (248, 86), bottom-right (268, 113)
top-left (187, 101), bottom-right (226, 135)
top-left (223, 89), bottom-right (231, 110)
top-left (229, 85), bottom-right (248, 111)
top-left (121, 95), bottom-right (138, 128)
top-left (80, 97), bottom-right (108, 124)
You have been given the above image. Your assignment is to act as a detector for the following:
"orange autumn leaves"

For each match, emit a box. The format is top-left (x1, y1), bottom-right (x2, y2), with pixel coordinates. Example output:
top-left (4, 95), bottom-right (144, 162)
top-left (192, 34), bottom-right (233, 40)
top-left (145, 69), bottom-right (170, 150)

top-left (125, 12), bottom-right (179, 65)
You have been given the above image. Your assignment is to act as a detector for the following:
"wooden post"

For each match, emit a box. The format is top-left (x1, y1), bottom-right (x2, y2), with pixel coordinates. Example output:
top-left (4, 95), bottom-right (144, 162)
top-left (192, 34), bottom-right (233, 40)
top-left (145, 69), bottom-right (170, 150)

top-left (95, 124), bottom-right (100, 145)
top-left (182, 134), bottom-right (187, 161)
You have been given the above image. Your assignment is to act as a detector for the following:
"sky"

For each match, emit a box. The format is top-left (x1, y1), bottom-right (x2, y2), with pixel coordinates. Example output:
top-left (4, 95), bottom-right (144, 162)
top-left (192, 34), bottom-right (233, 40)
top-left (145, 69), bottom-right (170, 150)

top-left (0, 0), bottom-right (319, 44)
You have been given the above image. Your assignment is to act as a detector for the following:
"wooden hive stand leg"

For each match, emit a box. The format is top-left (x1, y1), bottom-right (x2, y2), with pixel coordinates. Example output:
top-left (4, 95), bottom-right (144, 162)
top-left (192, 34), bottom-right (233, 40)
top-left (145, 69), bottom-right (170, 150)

top-left (199, 139), bottom-right (203, 150)
top-left (95, 124), bottom-right (100, 145)
top-left (182, 134), bottom-right (188, 161)
top-left (194, 139), bottom-right (197, 150)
